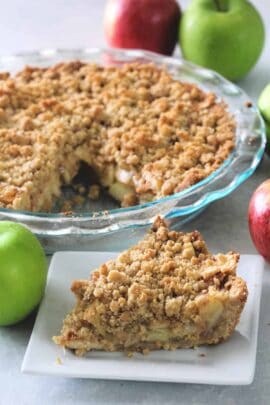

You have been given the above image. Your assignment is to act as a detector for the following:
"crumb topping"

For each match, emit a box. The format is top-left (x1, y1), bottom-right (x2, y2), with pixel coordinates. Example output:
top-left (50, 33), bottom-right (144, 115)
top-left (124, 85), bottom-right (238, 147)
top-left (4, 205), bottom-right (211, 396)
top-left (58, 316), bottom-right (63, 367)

top-left (0, 62), bottom-right (235, 211)
top-left (53, 218), bottom-right (247, 354)
top-left (72, 218), bottom-right (240, 325)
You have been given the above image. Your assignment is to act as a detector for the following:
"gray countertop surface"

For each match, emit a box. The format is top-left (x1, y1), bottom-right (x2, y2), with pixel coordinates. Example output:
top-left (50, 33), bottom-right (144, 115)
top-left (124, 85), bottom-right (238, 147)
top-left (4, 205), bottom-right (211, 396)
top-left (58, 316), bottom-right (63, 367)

top-left (1, 1), bottom-right (270, 404)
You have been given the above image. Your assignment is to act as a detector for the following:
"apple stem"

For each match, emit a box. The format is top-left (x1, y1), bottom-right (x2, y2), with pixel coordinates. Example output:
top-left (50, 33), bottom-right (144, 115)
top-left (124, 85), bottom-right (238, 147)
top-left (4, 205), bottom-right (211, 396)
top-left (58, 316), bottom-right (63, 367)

top-left (213, 0), bottom-right (225, 11)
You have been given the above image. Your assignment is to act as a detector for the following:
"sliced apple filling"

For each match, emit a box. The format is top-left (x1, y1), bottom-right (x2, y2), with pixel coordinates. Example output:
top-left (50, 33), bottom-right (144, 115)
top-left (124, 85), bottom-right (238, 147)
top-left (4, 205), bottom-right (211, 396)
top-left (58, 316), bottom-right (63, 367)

top-left (197, 296), bottom-right (224, 330)
top-left (99, 164), bottom-right (137, 205)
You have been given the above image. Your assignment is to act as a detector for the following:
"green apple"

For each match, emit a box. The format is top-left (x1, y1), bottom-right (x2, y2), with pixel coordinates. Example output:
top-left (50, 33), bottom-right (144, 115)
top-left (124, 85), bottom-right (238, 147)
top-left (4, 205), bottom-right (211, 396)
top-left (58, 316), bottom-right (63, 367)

top-left (180, 0), bottom-right (265, 81)
top-left (258, 84), bottom-right (270, 146)
top-left (258, 84), bottom-right (270, 123)
top-left (0, 222), bottom-right (47, 326)
top-left (263, 120), bottom-right (270, 149)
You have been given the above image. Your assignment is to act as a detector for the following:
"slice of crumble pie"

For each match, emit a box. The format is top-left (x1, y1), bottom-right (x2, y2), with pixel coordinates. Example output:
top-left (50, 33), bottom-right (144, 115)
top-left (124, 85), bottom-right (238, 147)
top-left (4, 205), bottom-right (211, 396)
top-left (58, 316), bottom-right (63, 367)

top-left (53, 218), bottom-right (247, 355)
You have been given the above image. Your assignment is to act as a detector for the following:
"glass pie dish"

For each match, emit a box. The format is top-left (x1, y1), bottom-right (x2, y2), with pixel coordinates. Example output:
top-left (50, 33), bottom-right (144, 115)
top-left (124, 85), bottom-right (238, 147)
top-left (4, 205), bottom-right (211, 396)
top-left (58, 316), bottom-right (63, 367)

top-left (0, 48), bottom-right (266, 253)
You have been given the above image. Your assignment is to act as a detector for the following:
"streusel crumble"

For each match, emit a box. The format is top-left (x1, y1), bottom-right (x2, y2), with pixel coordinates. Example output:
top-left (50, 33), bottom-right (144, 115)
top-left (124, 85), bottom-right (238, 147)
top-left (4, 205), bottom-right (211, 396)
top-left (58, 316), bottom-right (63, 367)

top-left (0, 62), bottom-right (235, 211)
top-left (53, 218), bottom-right (247, 355)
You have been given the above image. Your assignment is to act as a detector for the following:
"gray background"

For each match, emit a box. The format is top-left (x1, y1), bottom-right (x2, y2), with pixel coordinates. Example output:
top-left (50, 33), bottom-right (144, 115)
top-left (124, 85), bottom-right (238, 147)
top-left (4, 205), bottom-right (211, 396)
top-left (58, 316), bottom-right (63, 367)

top-left (0, 1), bottom-right (270, 404)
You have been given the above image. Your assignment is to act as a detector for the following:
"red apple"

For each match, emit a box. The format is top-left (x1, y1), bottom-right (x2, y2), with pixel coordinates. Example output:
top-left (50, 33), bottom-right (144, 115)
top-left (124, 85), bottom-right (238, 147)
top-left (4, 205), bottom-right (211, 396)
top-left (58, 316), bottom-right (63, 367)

top-left (104, 0), bottom-right (181, 56)
top-left (248, 179), bottom-right (270, 262)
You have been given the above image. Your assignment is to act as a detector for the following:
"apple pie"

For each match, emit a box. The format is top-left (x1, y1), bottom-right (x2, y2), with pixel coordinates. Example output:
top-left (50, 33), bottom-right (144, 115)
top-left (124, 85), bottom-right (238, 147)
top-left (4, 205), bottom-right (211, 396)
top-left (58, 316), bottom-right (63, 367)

top-left (0, 61), bottom-right (235, 211)
top-left (53, 218), bottom-right (247, 355)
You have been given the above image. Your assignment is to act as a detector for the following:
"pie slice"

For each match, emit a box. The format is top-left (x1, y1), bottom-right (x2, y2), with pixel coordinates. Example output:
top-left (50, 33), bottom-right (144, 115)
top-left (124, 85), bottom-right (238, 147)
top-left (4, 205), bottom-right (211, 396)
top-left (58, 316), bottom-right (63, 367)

top-left (53, 218), bottom-right (247, 355)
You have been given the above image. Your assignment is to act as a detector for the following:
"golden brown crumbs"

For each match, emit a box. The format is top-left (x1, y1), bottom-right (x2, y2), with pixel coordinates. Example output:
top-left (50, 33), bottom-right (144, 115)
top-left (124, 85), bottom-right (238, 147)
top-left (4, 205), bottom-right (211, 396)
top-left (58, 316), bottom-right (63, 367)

top-left (88, 184), bottom-right (100, 200)
top-left (74, 184), bottom-right (86, 195)
top-left (53, 218), bottom-right (247, 355)
top-left (0, 62), bottom-right (235, 212)
top-left (62, 210), bottom-right (73, 217)
top-left (55, 356), bottom-right (63, 365)
top-left (245, 101), bottom-right (253, 108)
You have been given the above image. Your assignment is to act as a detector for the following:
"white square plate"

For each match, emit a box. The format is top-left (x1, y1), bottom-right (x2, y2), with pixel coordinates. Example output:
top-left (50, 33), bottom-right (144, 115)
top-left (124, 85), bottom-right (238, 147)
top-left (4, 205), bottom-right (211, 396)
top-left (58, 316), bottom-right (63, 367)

top-left (22, 252), bottom-right (264, 385)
